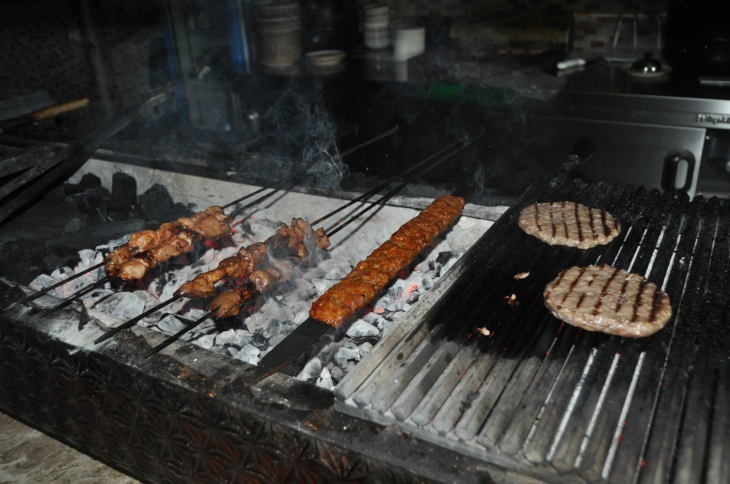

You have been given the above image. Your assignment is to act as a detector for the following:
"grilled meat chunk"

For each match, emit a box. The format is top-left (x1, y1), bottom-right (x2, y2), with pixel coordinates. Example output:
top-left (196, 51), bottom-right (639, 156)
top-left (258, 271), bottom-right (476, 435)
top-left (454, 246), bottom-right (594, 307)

top-left (104, 207), bottom-right (233, 278)
top-left (543, 264), bottom-right (672, 337)
top-left (174, 219), bottom-right (326, 299)
top-left (310, 195), bottom-right (465, 327)
top-left (128, 230), bottom-right (160, 251)
top-left (209, 284), bottom-right (260, 318)
top-left (519, 202), bottom-right (620, 249)
top-left (314, 227), bottom-right (330, 249)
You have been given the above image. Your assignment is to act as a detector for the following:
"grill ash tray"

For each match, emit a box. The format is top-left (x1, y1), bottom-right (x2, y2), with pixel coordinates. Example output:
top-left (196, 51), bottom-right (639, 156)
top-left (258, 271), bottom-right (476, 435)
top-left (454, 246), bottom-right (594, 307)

top-left (335, 180), bottom-right (730, 484)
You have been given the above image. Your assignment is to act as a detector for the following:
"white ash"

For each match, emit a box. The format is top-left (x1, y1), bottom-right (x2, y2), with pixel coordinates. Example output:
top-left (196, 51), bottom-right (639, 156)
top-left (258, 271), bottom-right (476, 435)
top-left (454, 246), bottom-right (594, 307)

top-left (157, 314), bottom-right (186, 334)
top-left (215, 329), bottom-right (237, 346)
top-left (346, 320), bottom-right (379, 338)
top-left (32, 202), bottom-right (489, 391)
top-left (234, 344), bottom-right (260, 365)
top-left (359, 342), bottom-right (372, 358)
top-left (316, 367), bottom-right (334, 391)
top-left (297, 357), bottom-right (322, 383)
top-left (111, 292), bottom-right (146, 320)
top-left (330, 365), bottom-right (344, 383)
top-left (334, 342), bottom-right (361, 368)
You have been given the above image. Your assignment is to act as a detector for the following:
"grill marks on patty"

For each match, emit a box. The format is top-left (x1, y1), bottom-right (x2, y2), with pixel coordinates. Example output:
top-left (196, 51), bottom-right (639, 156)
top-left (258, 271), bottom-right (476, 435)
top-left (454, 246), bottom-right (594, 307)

top-left (519, 202), bottom-right (620, 249)
top-left (543, 264), bottom-right (672, 337)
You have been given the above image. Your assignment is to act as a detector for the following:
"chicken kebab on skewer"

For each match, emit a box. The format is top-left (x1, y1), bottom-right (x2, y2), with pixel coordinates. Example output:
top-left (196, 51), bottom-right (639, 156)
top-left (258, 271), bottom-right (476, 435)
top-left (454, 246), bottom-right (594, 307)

top-left (4, 184), bottom-right (281, 311)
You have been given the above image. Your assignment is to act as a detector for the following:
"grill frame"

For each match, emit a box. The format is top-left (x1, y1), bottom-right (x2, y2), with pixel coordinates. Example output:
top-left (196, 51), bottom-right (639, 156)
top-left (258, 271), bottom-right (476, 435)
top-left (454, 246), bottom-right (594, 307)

top-left (335, 179), bottom-right (730, 484)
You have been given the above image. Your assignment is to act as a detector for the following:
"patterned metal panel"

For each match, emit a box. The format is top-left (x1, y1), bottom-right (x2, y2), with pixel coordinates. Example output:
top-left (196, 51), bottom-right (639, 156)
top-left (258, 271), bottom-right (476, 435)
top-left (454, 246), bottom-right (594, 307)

top-left (0, 317), bottom-right (433, 484)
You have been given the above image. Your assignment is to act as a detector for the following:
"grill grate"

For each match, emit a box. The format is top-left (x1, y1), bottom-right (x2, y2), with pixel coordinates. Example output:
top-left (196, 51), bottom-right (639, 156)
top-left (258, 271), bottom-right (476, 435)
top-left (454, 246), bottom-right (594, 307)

top-left (334, 179), bottom-right (730, 484)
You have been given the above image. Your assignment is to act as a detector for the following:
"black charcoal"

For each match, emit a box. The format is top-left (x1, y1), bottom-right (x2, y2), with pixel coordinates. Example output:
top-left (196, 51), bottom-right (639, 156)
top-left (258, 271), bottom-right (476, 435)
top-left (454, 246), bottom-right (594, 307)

top-left (111, 172), bottom-right (137, 206)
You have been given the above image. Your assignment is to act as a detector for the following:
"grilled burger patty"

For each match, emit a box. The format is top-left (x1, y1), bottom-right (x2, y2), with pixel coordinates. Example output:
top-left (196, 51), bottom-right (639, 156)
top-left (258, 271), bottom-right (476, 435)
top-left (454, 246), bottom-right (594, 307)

top-left (519, 202), bottom-right (620, 249)
top-left (543, 264), bottom-right (672, 337)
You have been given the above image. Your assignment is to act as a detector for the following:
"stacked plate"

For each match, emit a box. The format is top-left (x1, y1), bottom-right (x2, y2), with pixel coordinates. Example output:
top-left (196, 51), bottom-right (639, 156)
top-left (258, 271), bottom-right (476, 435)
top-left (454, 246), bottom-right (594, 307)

top-left (362, 4), bottom-right (390, 49)
top-left (256, 1), bottom-right (302, 67)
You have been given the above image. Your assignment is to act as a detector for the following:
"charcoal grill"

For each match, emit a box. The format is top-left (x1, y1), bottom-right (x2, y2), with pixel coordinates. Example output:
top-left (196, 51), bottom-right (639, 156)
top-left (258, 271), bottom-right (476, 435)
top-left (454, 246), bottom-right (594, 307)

top-left (335, 179), bottom-right (730, 484)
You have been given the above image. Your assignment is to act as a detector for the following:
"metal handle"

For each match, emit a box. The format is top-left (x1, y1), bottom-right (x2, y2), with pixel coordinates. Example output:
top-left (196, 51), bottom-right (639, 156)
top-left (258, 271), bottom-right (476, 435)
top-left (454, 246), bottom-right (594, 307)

top-left (661, 150), bottom-right (695, 193)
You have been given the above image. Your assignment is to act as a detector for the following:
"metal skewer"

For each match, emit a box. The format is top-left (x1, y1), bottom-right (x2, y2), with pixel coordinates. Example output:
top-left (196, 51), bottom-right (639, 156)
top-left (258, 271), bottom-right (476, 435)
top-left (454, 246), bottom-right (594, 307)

top-left (4, 262), bottom-right (106, 311)
top-left (143, 282), bottom-right (261, 358)
top-left (340, 125), bottom-right (399, 158)
top-left (311, 137), bottom-right (465, 226)
top-left (141, 137), bottom-right (479, 359)
top-left (143, 309), bottom-right (220, 358)
top-left (93, 294), bottom-right (183, 344)
top-left (5, 183), bottom-right (286, 312)
top-left (38, 277), bottom-right (109, 318)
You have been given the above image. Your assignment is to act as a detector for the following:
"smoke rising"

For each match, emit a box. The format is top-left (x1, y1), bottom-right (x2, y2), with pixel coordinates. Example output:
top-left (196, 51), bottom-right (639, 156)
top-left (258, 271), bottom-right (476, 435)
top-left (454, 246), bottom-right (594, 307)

top-left (262, 79), bottom-right (348, 191)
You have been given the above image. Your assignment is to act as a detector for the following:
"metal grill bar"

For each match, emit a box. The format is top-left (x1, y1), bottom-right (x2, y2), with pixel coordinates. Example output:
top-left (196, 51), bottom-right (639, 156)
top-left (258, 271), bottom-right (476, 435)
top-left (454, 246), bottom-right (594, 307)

top-left (335, 180), bottom-right (730, 483)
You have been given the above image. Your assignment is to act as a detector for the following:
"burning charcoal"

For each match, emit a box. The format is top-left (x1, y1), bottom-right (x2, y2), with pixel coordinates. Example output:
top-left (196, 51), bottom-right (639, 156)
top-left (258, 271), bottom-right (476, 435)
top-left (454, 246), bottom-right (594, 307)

top-left (359, 342), bottom-right (373, 358)
top-left (293, 311), bottom-right (309, 324)
top-left (186, 308), bottom-right (208, 321)
top-left (81, 289), bottom-right (114, 309)
top-left (232, 329), bottom-right (252, 347)
top-left (51, 266), bottom-right (74, 281)
top-left (375, 279), bottom-right (420, 313)
top-left (330, 365), bottom-right (344, 383)
top-left (377, 318), bottom-right (396, 334)
top-left (404, 271), bottom-right (431, 294)
top-left (192, 334), bottom-right (216, 350)
top-left (313, 278), bottom-right (336, 295)
top-left (138, 184), bottom-right (174, 222)
top-left (439, 257), bottom-right (459, 276)
top-left (215, 329), bottom-right (237, 346)
top-left (93, 292), bottom-right (127, 314)
top-left (362, 312), bottom-right (381, 325)
top-left (420, 273), bottom-right (436, 291)
top-left (334, 342), bottom-right (360, 368)
top-left (234, 344), bottom-right (260, 364)
top-left (76, 249), bottom-right (103, 277)
top-left (346, 320), bottom-right (379, 338)
top-left (268, 333), bottom-right (287, 348)
top-left (297, 358), bottom-right (322, 384)
top-left (111, 172), bottom-right (137, 206)
top-left (111, 292), bottom-right (146, 320)
top-left (325, 261), bottom-right (352, 281)
top-left (447, 226), bottom-right (481, 254)
top-left (133, 290), bottom-right (159, 309)
top-left (252, 331), bottom-right (268, 349)
top-left (157, 314), bottom-right (186, 334)
top-left (316, 367), bottom-right (334, 391)
top-left (160, 276), bottom-right (187, 302)
top-left (263, 319), bottom-right (282, 338)
top-left (294, 279), bottom-right (318, 301)
top-left (30, 274), bottom-right (58, 291)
